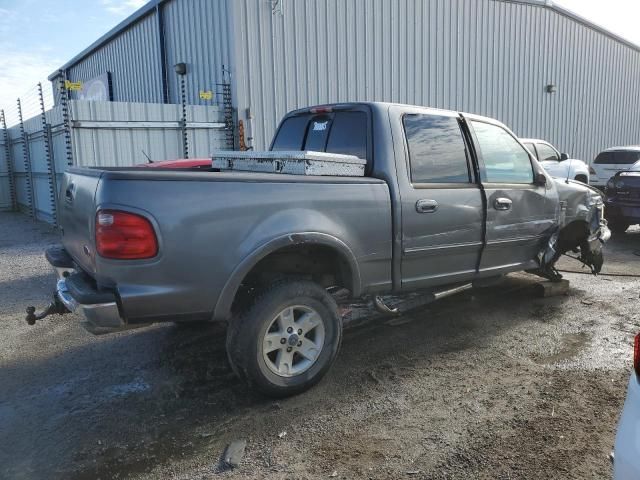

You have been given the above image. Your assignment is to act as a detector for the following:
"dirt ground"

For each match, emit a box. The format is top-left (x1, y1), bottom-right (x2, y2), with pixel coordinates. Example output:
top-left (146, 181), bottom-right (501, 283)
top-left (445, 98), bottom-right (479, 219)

top-left (1, 211), bottom-right (639, 480)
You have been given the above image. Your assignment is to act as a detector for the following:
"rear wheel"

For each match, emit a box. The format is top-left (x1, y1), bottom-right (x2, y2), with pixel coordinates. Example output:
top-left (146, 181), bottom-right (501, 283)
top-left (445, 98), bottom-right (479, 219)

top-left (608, 218), bottom-right (630, 235)
top-left (226, 279), bottom-right (342, 397)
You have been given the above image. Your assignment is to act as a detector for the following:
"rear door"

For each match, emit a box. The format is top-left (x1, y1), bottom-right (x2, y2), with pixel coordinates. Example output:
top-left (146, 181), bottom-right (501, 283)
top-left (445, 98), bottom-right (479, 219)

top-left (467, 119), bottom-right (555, 272)
top-left (392, 107), bottom-right (484, 289)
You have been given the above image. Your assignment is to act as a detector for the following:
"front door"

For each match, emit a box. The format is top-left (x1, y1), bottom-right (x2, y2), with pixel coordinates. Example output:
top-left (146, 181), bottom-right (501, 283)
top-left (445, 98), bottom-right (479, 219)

top-left (395, 109), bottom-right (484, 290)
top-left (467, 119), bottom-right (556, 272)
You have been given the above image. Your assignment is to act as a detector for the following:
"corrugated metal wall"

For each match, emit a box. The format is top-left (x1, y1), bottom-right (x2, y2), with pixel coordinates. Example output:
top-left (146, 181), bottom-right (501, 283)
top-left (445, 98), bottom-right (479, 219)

top-left (163, 0), bottom-right (232, 105)
top-left (231, 0), bottom-right (640, 161)
top-left (63, 12), bottom-right (164, 104)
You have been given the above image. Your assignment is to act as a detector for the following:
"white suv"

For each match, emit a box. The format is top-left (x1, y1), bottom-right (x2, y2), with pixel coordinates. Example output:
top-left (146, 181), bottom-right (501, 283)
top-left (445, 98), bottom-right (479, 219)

top-left (520, 139), bottom-right (590, 184)
top-left (591, 146), bottom-right (640, 188)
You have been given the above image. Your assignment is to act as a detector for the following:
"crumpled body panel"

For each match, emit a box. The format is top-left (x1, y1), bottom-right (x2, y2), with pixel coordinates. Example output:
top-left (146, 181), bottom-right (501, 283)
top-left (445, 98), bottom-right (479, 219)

top-left (538, 179), bottom-right (611, 280)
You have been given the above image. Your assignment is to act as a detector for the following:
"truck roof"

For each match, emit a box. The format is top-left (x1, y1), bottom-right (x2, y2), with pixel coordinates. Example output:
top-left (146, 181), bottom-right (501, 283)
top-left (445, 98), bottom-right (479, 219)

top-left (287, 102), bottom-right (506, 128)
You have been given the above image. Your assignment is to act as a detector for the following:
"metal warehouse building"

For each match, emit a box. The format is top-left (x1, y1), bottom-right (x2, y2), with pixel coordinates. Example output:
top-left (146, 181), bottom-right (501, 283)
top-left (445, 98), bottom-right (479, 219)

top-left (50, 0), bottom-right (640, 159)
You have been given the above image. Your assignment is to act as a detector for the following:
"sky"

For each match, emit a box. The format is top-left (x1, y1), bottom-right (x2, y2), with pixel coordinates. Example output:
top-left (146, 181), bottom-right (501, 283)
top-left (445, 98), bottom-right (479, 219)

top-left (0, 0), bottom-right (639, 115)
top-left (0, 0), bottom-right (146, 115)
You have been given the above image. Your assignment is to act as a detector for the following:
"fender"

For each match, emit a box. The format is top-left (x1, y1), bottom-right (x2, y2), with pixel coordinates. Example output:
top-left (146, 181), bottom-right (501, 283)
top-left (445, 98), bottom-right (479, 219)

top-left (213, 232), bottom-right (362, 321)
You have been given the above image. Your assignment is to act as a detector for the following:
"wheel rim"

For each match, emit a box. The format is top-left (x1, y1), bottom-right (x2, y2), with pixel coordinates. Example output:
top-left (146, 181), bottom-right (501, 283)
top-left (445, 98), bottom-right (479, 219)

top-left (261, 305), bottom-right (326, 378)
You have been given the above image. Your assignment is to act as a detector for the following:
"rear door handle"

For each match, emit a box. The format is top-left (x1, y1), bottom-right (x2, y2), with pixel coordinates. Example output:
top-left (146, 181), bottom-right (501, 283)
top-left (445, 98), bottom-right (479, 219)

top-left (416, 199), bottom-right (438, 213)
top-left (494, 197), bottom-right (512, 211)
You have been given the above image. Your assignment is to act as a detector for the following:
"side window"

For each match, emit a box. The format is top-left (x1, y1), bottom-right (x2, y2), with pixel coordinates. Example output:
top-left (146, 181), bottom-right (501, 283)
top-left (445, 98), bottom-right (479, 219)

top-left (403, 114), bottom-right (471, 184)
top-left (471, 121), bottom-right (534, 184)
top-left (536, 143), bottom-right (560, 161)
top-left (523, 143), bottom-right (537, 160)
top-left (326, 112), bottom-right (367, 160)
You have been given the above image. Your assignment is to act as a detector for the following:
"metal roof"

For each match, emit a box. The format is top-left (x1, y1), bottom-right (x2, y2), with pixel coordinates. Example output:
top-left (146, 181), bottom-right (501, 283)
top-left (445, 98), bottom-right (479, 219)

top-left (49, 0), bottom-right (640, 81)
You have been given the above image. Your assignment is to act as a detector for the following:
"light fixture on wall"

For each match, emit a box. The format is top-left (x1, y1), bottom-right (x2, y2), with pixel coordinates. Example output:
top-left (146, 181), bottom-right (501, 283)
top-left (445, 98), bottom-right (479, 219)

top-left (546, 84), bottom-right (557, 94)
top-left (174, 62), bottom-right (187, 76)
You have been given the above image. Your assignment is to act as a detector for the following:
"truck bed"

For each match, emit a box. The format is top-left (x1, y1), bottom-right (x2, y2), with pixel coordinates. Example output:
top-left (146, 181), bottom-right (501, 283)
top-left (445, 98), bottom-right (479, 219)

top-left (58, 167), bottom-right (393, 324)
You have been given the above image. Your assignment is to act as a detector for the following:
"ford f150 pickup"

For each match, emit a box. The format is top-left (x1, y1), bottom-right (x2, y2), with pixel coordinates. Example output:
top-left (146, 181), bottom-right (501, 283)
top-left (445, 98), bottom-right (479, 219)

top-left (28, 102), bottom-right (610, 396)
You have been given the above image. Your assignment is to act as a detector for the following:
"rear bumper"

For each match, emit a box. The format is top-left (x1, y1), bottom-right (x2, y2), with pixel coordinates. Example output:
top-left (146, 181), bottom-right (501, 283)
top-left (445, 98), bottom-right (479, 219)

top-left (47, 246), bottom-right (129, 334)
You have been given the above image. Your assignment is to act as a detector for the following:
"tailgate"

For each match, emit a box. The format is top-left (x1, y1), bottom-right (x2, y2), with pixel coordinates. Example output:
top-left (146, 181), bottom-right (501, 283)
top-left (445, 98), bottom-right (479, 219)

top-left (58, 168), bottom-right (102, 275)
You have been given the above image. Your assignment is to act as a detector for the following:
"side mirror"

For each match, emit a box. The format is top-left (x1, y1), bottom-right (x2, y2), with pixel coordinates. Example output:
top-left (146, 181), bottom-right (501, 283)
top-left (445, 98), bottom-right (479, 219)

top-left (560, 153), bottom-right (569, 161)
top-left (535, 172), bottom-right (548, 186)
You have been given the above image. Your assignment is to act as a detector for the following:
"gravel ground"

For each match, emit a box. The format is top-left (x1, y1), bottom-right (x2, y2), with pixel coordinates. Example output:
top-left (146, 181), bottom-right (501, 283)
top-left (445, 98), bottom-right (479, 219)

top-left (1, 211), bottom-right (639, 480)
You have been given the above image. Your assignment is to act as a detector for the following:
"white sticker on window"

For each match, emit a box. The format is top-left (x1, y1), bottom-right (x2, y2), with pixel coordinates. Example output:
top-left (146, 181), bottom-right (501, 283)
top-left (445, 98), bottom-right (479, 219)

top-left (313, 121), bottom-right (329, 131)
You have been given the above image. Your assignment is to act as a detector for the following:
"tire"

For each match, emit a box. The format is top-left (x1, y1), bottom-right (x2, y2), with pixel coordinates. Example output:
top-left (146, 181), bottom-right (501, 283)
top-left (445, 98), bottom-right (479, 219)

top-left (608, 218), bottom-right (630, 235)
top-left (226, 279), bottom-right (342, 397)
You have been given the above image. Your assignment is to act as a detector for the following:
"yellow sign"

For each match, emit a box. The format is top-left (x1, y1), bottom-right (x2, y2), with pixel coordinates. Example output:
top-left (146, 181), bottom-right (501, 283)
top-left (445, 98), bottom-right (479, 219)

top-left (64, 80), bottom-right (83, 91)
top-left (199, 90), bottom-right (213, 101)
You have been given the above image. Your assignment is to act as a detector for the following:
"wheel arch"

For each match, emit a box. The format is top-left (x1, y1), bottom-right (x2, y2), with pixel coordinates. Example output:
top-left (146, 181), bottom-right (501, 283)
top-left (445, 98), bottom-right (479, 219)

top-left (213, 233), bottom-right (361, 321)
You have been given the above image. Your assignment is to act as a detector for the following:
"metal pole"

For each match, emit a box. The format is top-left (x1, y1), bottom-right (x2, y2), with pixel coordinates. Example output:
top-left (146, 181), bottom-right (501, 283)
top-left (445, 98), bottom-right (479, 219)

top-left (0, 110), bottom-right (16, 210)
top-left (1, 110), bottom-right (16, 211)
top-left (38, 82), bottom-right (58, 226)
top-left (180, 74), bottom-right (188, 159)
top-left (59, 70), bottom-right (73, 167)
top-left (16, 97), bottom-right (35, 219)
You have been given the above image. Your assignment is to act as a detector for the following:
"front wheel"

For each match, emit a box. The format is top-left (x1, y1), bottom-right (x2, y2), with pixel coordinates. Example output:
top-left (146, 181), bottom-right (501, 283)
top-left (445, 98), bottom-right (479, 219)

top-left (226, 280), bottom-right (342, 397)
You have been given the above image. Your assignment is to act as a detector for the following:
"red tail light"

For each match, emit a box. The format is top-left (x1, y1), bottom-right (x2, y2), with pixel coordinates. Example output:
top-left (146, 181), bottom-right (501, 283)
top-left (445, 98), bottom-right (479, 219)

top-left (95, 210), bottom-right (158, 259)
top-left (634, 333), bottom-right (640, 376)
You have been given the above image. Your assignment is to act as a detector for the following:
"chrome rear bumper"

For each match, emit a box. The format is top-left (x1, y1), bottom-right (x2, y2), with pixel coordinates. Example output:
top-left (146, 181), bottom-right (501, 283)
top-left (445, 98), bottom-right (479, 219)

top-left (55, 276), bottom-right (125, 334)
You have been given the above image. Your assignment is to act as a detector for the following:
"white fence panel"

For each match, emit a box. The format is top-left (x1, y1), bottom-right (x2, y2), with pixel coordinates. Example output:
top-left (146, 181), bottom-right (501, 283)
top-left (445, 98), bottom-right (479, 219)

top-left (69, 100), bottom-right (227, 167)
top-left (1, 100), bottom-right (229, 224)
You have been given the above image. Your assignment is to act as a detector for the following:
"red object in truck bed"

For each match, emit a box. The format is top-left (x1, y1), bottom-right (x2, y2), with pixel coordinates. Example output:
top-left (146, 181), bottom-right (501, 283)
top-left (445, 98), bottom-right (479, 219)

top-left (137, 159), bottom-right (211, 169)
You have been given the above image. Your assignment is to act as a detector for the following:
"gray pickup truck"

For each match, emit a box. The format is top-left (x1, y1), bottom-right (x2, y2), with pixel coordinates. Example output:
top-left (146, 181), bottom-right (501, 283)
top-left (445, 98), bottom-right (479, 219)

top-left (30, 102), bottom-right (609, 396)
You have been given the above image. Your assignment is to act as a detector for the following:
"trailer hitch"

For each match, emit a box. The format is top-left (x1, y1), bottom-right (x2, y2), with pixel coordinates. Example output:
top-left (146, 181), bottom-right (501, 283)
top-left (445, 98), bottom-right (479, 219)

top-left (25, 296), bottom-right (70, 325)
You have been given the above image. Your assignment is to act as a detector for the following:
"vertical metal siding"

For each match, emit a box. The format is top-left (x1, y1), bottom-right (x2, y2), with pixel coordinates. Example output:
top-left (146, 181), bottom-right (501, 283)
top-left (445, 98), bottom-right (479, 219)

top-left (232, 0), bottom-right (640, 163)
top-left (67, 12), bottom-right (163, 104)
top-left (162, 0), bottom-right (231, 105)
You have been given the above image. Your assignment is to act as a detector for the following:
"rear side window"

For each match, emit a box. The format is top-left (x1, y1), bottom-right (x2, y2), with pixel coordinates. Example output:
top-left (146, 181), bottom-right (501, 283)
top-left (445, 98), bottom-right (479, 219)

top-left (403, 114), bottom-right (471, 184)
top-left (594, 151), bottom-right (640, 165)
top-left (271, 111), bottom-right (368, 162)
top-left (471, 121), bottom-right (533, 184)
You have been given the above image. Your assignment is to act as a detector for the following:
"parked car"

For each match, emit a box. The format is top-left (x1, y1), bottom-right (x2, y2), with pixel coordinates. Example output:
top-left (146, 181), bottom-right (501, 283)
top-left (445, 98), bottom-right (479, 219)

top-left (591, 146), bottom-right (640, 188)
top-left (28, 102), bottom-right (610, 397)
top-left (520, 138), bottom-right (590, 183)
top-left (613, 333), bottom-right (640, 479)
top-left (604, 160), bottom-right (640, 234)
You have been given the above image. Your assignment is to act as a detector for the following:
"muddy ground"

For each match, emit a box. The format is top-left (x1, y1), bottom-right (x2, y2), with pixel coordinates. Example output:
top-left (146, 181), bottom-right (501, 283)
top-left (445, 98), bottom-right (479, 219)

top-left (1, 211), bottom-right (639, 480)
